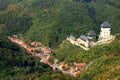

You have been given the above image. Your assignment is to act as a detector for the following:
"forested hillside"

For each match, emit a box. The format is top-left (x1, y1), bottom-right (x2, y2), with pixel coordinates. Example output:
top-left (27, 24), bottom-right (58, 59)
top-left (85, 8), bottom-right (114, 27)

top-left (0, 35), bottom-right (52, 80)
top-left (0, 0), bottom-right (120, 47)
top-left (0, 0), bottom-right (120, 80)
top-left (54, 38), bottom-right (120, 80)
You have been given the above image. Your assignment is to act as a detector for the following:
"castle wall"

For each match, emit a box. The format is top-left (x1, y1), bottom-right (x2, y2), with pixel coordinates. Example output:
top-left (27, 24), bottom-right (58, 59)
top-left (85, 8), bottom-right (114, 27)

top-left (77, 38), bottom-right (89, 48)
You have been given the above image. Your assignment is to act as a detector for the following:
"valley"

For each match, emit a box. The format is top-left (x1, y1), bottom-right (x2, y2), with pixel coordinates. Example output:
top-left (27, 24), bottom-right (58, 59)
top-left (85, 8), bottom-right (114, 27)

top-left (8, 35), bottom-right (86, 77)
top-left (0, 0), bottom-right (120, 80)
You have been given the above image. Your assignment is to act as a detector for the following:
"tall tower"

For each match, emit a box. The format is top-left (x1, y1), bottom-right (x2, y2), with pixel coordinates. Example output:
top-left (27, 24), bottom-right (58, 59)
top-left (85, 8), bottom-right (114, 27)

top-left (99, 21), bottom-right (111, 39)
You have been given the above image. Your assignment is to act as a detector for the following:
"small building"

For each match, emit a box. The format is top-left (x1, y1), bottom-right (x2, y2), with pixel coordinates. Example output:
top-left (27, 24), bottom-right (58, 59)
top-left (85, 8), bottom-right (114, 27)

top-left (77, 35), bottom-right (90, 48)
top-left (41, 47), bottom-right (52, 54)
top-left (87, 29), bottom-right (96, 40)
top-left (99, 21), bottom-right (111, 39)
top-left (73, 62), bottom-right (85, 70)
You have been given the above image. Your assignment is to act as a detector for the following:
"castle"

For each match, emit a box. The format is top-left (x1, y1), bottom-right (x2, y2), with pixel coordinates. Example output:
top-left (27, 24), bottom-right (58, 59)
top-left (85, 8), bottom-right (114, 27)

top-left (67, 21), bottom-right (115, 50)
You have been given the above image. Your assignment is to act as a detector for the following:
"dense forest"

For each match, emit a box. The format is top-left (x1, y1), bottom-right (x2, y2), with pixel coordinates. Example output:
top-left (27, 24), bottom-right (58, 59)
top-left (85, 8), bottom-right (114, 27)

top-left (0, 0), bottom-right (120, 47)
top-left (0, 0), bottom-right (120, 80)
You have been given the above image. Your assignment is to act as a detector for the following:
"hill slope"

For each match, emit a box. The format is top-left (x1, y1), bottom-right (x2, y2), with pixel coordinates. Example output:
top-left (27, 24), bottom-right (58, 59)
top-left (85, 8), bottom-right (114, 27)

top-left (0, 35), bottom-right (51, 80)
top-left (0, 0), bottom-right (120, 80)
top-left (54, 39), bottom-right (120, 80)
top-left (0, 0), bottom-right (120, 47)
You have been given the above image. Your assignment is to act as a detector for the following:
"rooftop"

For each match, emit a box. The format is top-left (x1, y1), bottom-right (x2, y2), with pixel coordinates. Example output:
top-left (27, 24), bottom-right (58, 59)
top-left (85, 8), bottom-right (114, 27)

top-left (87, 29), bottom-right (96, 37)
top-left (69, 35), bottom-right (76, 40)
top-left (101, 21), bottom-right (111, 28)
top-left (80, 35), bottom-right (89, 41)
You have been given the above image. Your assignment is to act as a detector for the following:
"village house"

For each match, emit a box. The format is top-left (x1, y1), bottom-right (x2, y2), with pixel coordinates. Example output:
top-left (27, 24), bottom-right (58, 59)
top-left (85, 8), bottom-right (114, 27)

top-left (31, 41), bottom-right (42, 47)
top-left (69, 67), bottom-right (75, 73)
top-left (73, 62), bottom-right (85, 70)
top-left (41, 47), bottom-right (52, 54)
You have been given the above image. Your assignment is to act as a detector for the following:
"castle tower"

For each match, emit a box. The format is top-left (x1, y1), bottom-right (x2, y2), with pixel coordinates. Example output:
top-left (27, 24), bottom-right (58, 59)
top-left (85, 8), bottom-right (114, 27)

top-left (87, 29), bottom-right (96, 39)
top-left (99, 21), bottom-right (111, 39)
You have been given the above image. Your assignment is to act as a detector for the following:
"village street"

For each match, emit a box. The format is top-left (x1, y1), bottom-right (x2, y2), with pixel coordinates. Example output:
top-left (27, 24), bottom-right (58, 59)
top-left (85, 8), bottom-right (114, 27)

top-left (8, 35), bottom-right (86, 77)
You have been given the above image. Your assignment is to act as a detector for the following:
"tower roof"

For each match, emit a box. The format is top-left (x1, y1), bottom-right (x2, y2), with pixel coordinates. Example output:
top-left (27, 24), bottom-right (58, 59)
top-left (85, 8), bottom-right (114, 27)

top-left (101, 21), bottom-right (111, 28)
top-left (87, 29), bottom-right (96, 37)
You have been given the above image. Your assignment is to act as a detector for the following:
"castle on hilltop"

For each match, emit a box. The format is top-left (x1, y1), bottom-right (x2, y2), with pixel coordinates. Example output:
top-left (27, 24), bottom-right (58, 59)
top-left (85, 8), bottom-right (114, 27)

top-left (67, 21), bottom-right (115, 50)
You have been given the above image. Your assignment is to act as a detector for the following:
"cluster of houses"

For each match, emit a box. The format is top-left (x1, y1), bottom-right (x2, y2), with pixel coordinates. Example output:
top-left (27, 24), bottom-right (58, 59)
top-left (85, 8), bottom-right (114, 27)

top-left (8, 36), bottom-right (37, 52)
top-left (8, 35), bottom-right (86, 77)
top-left (67, 21), bottom-right (115, 50)
top-left (8, 35), bottom-right (52, 53)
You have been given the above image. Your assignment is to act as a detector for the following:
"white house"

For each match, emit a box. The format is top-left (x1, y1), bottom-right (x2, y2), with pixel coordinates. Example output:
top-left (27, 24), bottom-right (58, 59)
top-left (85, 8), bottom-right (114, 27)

top-left (99, 21), bottom-right (111, 39)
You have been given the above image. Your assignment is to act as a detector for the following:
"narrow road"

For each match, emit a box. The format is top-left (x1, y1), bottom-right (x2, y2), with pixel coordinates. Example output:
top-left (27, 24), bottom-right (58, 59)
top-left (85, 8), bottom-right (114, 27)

top-left (8, 35), bottom-right (86, 77)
